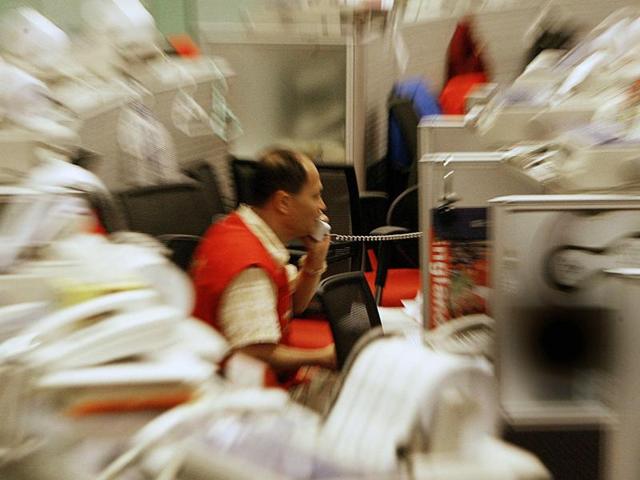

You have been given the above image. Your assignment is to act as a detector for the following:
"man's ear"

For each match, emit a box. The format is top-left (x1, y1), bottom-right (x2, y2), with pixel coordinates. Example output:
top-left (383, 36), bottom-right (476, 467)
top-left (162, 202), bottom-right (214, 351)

top-left (272, 190), bottom-right (291, 215)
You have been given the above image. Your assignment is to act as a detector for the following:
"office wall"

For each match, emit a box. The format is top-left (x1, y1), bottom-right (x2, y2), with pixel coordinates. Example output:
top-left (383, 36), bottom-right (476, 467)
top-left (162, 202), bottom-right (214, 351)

top-left (398, 0), bottom-right (640, 92)
top-left (0, 0), bottom-right (94, 32)
top-left (0, 0), bottom-right (190, 35)
top-left (0, 0), bottom-right (264, 36)
top-left (146, 0), bottom-right (187, 35)
top-left (0, 0), bottom-right (41, 16)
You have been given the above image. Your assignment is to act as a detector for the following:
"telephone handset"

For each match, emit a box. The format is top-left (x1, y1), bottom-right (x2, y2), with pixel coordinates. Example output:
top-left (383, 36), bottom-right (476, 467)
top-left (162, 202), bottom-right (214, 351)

top-left (311, 219), bottom-right (331, 242)
top-left (425, 314), bottom-right (495, 359)
top-left (22, 289), bottom-right (179, 369)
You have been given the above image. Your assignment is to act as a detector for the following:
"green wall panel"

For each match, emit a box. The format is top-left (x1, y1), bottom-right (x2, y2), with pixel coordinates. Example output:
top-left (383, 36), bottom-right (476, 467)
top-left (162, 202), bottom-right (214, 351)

top-left (0, 0), bottom-right (190, 36)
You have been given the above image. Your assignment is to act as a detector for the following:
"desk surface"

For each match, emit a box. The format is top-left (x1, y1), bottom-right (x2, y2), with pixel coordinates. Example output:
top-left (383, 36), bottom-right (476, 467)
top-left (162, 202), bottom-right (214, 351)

top-left (378, 307), bottom-right (422, 333)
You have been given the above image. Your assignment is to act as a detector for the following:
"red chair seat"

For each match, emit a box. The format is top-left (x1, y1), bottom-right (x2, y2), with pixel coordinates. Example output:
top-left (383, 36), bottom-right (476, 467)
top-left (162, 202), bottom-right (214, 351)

top-left (364, 269), bottom-right (421, 307)
top-left (283, 318), bottom-right (334, 348)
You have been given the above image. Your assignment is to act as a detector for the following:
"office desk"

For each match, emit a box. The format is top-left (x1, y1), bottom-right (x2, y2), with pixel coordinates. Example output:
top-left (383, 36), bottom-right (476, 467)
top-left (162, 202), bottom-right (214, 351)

top-left (378, 307), bottom-right (422, 334)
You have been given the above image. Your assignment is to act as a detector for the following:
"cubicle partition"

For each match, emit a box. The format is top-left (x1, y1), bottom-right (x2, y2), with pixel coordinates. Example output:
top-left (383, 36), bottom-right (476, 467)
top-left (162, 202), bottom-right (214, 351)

top-left (417, 152), bottom-right (544, 328)
top-left (195, 28), bottom-right (396, 191)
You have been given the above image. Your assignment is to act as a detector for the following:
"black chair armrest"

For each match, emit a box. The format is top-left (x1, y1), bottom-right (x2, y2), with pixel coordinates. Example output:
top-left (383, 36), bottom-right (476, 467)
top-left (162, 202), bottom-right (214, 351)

top-left (157, 234), bottom-right (203, 243)
top-left (369, 225), bottom-right (408, 236)
top-left (360, 190), bottom-right (388, 200)
top-left (360, 190), bottom-right (388, 202)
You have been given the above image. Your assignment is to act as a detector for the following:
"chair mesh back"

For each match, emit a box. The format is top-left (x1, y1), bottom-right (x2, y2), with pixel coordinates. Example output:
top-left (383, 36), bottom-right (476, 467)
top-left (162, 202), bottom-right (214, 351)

top-left (231, 158), bottom-right (258, 206)
top-left (117, 182), bottom-right (213, 237)
top-left (318, 272), bottom-right (381, 368)
top-left (182, 160), bottom-right (227, 217)
top-left (317, 165), bottom-right (363, 274)
top-left (317, 165), bottom-right (360, 236)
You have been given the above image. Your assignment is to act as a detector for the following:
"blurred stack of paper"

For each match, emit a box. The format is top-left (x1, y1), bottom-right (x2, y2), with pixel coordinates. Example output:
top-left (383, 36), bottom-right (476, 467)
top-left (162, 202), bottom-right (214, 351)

top-left (38, 353), bottom-right (216, 417)
top-left (0, 301), bottom-right (49, 343)
top-left (0, 232), bottom-right (228, 420)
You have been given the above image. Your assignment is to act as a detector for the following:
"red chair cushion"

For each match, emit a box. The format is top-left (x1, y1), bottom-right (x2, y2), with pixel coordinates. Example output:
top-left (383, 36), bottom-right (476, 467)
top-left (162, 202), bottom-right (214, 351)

top-left (364, 269), bottom-right (421, 307)
top-left (282, 318), bottom-right (334, 349)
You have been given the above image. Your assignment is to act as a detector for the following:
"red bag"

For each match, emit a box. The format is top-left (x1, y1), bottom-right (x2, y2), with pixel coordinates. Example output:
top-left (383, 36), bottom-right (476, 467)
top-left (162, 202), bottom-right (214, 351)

top-left (439, 72), bottom-right (487, 114)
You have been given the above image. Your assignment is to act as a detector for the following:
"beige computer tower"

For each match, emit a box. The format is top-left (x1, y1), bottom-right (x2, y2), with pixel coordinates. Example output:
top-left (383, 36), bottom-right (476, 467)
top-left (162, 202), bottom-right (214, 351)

top-left (418, 152), bottom-right (544, 329)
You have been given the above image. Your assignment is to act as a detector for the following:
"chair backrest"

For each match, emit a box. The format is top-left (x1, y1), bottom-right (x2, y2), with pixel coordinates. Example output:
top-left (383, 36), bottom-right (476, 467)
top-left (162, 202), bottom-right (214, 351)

top-left (317, 164), bottom-right (364, 274)
top-left (316, 164), bottom-right (362, 238)
top-left (387, 185), bottom-right (419, 268)
top-left (182, 160), bottom-right (228, 217)
top-left (62, 183), bottom-right (127, 233)
top-left (81, 188), bottom-right (128, 233)
top-left (116, 182), bottom-right (214, 270)
top-left (230, 157), bottom-right (258, 206)
top-left (387, 185), bottom-right (418, 229)
top-left (117, 182), bottom-right (213, 237)
top-left (317, 272), bottom-right (381, 369)
top-left (388, 97), bottom-right (420, 200)
top-left (359, 191), bottom-right (389, 236)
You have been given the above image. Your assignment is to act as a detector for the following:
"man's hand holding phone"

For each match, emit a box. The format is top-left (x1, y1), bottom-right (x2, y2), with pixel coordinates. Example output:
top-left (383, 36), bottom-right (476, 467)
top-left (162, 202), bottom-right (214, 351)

top-left (311, 218), bottom-right (331, 242)
top-left (302, 216), bottom-right (331, 274)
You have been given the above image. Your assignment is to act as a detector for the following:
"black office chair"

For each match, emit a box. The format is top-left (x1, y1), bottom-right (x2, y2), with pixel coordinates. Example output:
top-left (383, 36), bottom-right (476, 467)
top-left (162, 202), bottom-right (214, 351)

top-left (316, 164), bottom-right (366, 275)
top-left (385, 184), bottom-right (419, 268)
top-left (230, 157), bottom-right (258, 206)
top-left (388, 97), bottom-right (420, 201)
top-left (317, 271), bottom-right (382, 369)
top-left (366, 185), bottom-right (420, 306)
top-left (182, 160), bottom-right (229, 221)
top-left (116, 182), bottom-right (214, 270)
top-left (64, 184), bottom-right (128, 234)
top-left (359, 191), bottom-right (389, 235)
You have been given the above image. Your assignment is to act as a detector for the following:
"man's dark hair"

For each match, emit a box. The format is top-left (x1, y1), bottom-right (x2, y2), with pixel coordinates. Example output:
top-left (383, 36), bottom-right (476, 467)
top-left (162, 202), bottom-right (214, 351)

top-left (250, 148), bottom-right (309, 206)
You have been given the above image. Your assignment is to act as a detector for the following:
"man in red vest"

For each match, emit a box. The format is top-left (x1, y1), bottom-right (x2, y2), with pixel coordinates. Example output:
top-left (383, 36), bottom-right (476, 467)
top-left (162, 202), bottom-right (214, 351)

top-left (192, 148), bottom-right (336, 380)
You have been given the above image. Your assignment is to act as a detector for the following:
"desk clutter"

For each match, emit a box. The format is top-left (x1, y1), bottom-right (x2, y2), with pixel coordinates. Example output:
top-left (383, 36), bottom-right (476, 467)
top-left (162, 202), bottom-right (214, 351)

top-left (8, 0), bottom-right (640, 478)
top-left (0, 182), bottom-right (547, 478)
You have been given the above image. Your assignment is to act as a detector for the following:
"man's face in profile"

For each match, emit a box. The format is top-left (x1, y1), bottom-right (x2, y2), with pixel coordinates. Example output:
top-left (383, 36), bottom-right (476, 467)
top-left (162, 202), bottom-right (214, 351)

top-left (288, 158), bottom-right (326, 238)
